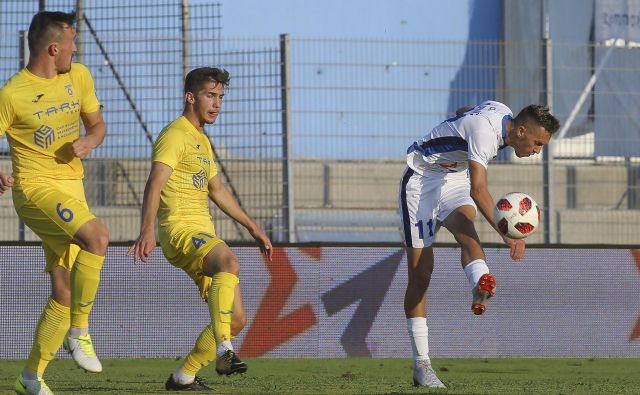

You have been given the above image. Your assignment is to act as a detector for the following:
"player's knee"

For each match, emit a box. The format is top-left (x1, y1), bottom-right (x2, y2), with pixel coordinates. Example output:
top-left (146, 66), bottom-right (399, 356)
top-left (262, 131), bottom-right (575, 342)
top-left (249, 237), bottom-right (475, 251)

top-left (204, 250), bottom-right (240, 276)
top-left (223, 255), bottom-right (240, 275)
top-left (75, 220), bottom-right (109, 254)
top-left (93, 223), bottom-right (109, 251)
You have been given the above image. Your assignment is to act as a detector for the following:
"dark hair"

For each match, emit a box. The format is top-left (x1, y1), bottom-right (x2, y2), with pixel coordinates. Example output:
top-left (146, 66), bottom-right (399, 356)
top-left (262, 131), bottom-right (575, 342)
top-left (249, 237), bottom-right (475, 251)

top-left (184, 67), bottom-right (230, 95)
top-left (514, 105), bottom-right (560, 135)
top-left (28, 11), bottom-right (76, 54)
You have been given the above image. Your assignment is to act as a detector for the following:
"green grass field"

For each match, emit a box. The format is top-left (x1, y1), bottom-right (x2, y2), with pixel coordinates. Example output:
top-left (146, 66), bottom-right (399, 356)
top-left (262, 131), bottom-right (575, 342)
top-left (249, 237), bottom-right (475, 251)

top-left (1, 357), bottom-right (639, 394)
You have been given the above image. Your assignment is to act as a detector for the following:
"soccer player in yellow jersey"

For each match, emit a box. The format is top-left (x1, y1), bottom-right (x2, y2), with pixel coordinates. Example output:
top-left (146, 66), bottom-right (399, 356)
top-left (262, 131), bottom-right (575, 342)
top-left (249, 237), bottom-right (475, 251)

top-left (128, 67), bottom-right (273, 391)
top-left (0, 11), bottom-right (109, 395)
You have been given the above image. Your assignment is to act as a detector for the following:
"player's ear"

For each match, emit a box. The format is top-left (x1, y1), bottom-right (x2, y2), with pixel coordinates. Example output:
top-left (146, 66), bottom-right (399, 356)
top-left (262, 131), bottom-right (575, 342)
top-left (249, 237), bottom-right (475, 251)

top-left (185, 92), bottom-right (195, 105)
top-left (47, 42), bottom-right (58, 57)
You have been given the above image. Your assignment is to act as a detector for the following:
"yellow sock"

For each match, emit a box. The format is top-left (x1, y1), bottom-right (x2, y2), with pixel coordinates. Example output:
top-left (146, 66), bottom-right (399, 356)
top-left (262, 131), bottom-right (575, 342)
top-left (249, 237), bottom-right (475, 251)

top-left (181, 324), bottom-right (216, 376)
top-left (208, 272), bottom-right (239, 343)
top-left (26, 298), bottom-right (70, 376)
top-left (70, 250), bottom-right (104, 328)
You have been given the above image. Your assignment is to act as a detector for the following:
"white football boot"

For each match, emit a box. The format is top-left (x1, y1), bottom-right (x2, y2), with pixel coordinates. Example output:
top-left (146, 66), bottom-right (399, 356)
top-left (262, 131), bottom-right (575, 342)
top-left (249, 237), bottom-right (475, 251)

top-left (63, 333), bottom-right (103, 373)
top-left (413, 359), bottom-right (446, 388)
top-left (14, 375), bottom-right (54, 395)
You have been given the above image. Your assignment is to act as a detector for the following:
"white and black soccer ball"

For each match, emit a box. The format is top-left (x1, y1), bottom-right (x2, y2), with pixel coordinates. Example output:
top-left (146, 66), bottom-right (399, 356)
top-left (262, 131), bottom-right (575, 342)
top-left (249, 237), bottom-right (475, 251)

top-left (494, 192), bottom-right (540, 239)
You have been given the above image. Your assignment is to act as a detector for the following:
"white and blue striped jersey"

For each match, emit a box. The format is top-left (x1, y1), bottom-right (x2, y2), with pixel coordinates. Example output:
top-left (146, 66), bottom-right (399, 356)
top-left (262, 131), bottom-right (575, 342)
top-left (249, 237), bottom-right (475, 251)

top-left (407, 101), bottom-right (513, 175)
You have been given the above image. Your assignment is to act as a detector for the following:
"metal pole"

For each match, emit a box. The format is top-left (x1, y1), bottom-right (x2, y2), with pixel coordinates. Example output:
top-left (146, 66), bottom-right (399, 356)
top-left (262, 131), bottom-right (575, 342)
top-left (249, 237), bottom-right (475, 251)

top-left (542, 0), bottom-right (556, 243)
top-left (39, 0), bottom-right (45, 11)
top-left (18, 31), bottom-right (29, 241)
top-left (83, 14), bottom-right (154, 145)
top-left (75, 0), bottom-right (84, 64)
top-left (280, 34), bottom-right (295, 242)
top-left (556, 44), bottom-right (614, 139)
top-left (181, 0), bottom-right (190, 78)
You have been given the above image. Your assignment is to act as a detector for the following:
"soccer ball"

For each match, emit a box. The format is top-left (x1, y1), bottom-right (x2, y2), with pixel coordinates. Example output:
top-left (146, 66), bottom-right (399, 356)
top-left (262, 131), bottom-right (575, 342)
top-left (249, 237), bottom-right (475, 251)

top-left (494, 192), bottom-right (540, 239)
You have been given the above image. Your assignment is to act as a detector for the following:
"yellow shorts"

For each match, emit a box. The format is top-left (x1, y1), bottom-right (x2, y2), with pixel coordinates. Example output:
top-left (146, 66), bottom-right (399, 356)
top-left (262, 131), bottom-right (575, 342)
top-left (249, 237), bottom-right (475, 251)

top-left (12, 178), bottom-right (95, 271)
top-left (159, 220), bottom-right (225, 300)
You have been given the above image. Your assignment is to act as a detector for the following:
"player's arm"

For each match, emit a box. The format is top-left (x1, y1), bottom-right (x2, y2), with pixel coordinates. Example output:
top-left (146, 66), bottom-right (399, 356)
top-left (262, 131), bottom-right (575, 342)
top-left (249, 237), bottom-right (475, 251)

top-left (208, 175), bottom-right (273, 260)
top-left (468, 160), bottom-right (525, 260)
top-left (128, 162), bottom-right (173, 263)
top-left (0, 88), bottom-right (15, 194)
top-left (72, 110), bottom-right (107, 159)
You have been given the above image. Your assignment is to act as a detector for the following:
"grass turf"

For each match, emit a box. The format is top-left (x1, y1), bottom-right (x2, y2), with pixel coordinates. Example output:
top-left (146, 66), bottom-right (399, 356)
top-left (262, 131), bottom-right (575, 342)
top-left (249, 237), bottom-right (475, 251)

top-left (1, 357), bottom-right (639, 394)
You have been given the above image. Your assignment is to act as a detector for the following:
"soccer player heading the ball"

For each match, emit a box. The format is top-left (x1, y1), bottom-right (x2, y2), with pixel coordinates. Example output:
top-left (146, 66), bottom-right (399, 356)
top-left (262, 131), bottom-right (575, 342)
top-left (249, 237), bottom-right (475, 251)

top-left (0, 11), bottom-right (109, 395)
top-left (399, 101), bottom-right (559, 387)
top-left (128, 67), bottom-right (273, 391)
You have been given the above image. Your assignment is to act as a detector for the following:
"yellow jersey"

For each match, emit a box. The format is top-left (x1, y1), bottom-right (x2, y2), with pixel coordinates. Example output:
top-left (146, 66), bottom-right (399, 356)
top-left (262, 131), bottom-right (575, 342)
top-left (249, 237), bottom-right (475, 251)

top-left (153, 115), bottom-right (218, 226)
top-left (0, 63), bottom-right (101, 180)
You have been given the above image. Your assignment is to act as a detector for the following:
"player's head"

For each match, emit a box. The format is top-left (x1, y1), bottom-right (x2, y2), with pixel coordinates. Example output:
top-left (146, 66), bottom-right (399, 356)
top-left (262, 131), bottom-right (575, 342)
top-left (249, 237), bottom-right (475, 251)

top-left (28, 11), bottom-right (77, 73)
top-left (184, 67), bottom-right (230, 125)
top-left (509, 105), bottom-right (560, 158)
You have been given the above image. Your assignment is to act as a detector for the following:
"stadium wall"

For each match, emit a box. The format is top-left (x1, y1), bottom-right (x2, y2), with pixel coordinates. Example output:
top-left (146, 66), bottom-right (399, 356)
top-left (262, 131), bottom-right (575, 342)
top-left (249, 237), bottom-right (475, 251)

top-left (1, 245), bottom-right (639, 359)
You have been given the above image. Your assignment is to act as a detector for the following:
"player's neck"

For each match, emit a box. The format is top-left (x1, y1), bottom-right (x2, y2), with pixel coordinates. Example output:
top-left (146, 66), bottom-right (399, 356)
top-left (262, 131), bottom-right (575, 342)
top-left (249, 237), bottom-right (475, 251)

top-left (182, 110), bottom-right (205, 133)
top-left (26, 57), bottom-right (58, 79)
top-left (504, 119), bottom-right (515, 146)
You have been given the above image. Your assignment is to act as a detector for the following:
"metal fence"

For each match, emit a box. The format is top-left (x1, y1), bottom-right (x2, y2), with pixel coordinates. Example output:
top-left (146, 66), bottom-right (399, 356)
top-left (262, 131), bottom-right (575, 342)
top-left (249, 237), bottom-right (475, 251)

top-left (1, 1), bottom-right (640, 245)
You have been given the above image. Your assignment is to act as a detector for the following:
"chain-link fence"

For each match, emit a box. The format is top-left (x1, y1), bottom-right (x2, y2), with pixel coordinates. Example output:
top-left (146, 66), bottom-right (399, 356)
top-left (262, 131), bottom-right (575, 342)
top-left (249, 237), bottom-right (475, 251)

top-left (1, 1), bottom-right (640, 245)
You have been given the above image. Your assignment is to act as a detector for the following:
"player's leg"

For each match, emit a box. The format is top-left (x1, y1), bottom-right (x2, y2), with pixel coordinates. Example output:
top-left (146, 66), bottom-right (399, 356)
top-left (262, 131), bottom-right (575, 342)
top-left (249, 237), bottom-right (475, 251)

top-left (168, 284), bottom-right (246, 390)
top-left (202, 243), bottom-right (248, 376)
top-left (231, 285), bottom-right (247, 337)
top-left (15, 179), bottom-right (108, 372)
top-left (405, 247), bottom-right (445, 388)
top-left (61, 216), bottom-right (109, 373)
top-left (442, 202), bottom-right (496, 315)
top-left (16, 264), bottom-right (71, 395)
top-left (399, 167), bottom-right (446, 388)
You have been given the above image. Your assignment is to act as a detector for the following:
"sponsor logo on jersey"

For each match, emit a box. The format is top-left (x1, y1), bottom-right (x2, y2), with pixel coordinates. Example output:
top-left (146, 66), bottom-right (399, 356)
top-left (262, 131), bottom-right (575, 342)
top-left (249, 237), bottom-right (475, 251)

top-left (33, 100), bottom-right (80, 120)
top-left (32, 93), bottom-right (44, 103)
top-left (34, 125), bottom-right (55, 149)
top-left (192, 169), bottom-right (207, 190)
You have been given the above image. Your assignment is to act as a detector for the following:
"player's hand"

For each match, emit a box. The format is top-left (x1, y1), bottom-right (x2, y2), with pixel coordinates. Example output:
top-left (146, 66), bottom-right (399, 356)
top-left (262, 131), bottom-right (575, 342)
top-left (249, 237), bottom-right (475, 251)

top-left (503, 235), bottom-right (525, 261)
top-left (249, 227), bottom-right (273, 261)
top-left (71, 136), bottom-right (96, 159)
top-left (0, 172), bottom-right (14, 195)
top-left (128, 228), bottom-right (157, 264)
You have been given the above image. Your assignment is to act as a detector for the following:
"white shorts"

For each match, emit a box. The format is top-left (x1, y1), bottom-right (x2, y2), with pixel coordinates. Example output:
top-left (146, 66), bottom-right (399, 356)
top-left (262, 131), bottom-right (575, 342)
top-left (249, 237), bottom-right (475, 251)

top-left (398, 167), bottom-right (476, 248)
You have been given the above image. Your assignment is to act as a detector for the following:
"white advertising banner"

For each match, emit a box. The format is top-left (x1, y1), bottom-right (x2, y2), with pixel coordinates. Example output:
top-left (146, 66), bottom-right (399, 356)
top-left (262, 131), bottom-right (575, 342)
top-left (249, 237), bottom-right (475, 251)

top-left (1, 246), bottom-right (639, 359)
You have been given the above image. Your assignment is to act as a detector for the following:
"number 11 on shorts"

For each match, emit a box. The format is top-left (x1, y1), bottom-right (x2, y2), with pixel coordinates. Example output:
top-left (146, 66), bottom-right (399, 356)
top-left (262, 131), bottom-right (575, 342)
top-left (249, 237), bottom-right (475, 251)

top-left (415, 219), bottom-right (434, 239)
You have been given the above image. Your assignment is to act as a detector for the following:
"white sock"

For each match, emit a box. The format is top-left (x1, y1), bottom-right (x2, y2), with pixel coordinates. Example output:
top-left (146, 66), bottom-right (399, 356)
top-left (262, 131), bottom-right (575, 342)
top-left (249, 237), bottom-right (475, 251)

top-left (69, 327), bottom-right (89, 337)
top-left (407, 317), bottom-right (430, 362)
top-left (172, 368), bottom-right (194, 385)
top-left (463, 259), bottom-right (490, 289)
top-left (216, 340), bottom-right (234, 359)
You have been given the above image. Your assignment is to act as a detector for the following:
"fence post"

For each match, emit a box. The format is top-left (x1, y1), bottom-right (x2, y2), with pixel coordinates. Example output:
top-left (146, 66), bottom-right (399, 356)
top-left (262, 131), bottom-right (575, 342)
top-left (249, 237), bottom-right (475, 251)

top-left (542, 0), bottom-right (556, 244)
top-left (181, 0), bottom-right (190, 78)
top-left (17, 31), bottom-right (29, 241)
top-left (280, 34), bottom-right (295, 242)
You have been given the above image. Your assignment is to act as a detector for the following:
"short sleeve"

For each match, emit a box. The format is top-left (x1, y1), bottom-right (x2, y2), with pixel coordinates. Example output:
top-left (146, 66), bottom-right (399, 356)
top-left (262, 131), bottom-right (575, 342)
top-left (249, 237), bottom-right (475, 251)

top-left (466, 118), bottom-right (498, 168)
top-left (0, 87), bottom-right (14, 137)
top-left (73, 63), bottom-right (101, 114)
top-left (208, 143), bottom-right (218, 179)
top-left (153, 128), bottom-right (185, 169)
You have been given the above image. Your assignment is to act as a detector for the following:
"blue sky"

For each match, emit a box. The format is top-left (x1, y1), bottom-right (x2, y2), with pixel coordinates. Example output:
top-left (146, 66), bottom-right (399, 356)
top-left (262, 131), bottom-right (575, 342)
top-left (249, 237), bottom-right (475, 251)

top-left (220, 0), bottom-right (472, 40)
